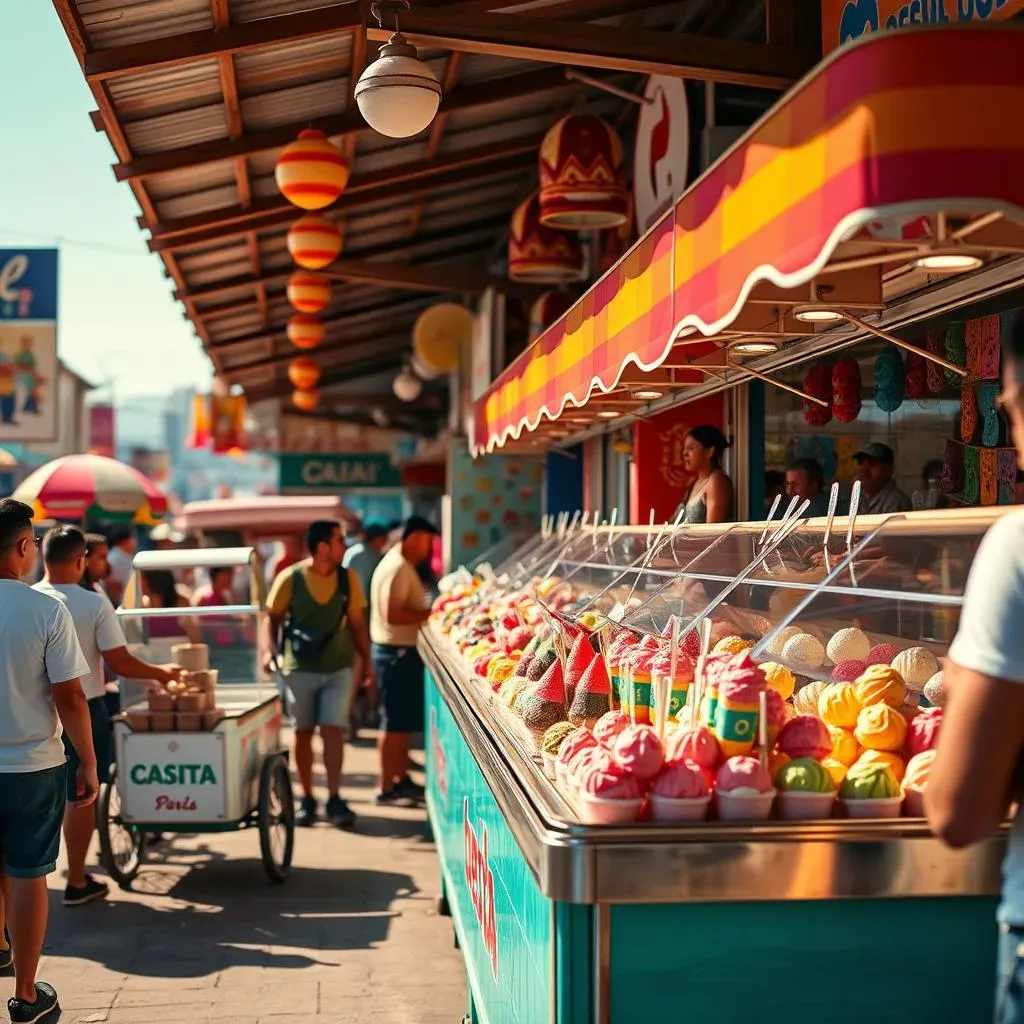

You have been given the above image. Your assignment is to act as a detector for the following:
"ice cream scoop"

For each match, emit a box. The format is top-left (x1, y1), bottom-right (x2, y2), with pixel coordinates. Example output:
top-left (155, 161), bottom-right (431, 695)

top-left (891, 647), bottom-right (939, 691)
top-left (826, 627), bottom-right (870, 665)
top-left (831, 660), bottom-right (866, 683)
top-left (580, 765), bottom-right (643, 800)
top-left (761, 662), bottom-right (796, 700)
top-left (903, 748), bottom-right (936, 791)
top-left (542, 721), bottom-right (576, 755)
top-left (780, 633), bottom-right (826, 672)
top-left (840, 761), bottom-right (900, 800)
top-left (716, 755), bottom-right (773, 795)
top-left (827, 725), bottom-right (861, 767)
top-left (907, 706), bottom-right (942, 755)
top-left (593, 710), bottom-right (630, 748)
top-left (776, 715), bottom-right (831, 761)
top-left (854, 703), bottom-right (908, 752)
top-left (613, 725), bottom-right (665, 782)
top-left (818, 682), bottom-right (862, 729)
top-left (775, 757), bottom-right (836, 794)
top-left (866, 643), bottom-right (900, 667)
top-left (854, 664), bottom-right (907, 709)
top-left (855, 749), bottom-right (906, 784)
top-left (650, 760), bottom-right (710, 799)
top-left (666, 725), bottom-right (721, 772)
top-left (557, 727), bottom-right (598, 771)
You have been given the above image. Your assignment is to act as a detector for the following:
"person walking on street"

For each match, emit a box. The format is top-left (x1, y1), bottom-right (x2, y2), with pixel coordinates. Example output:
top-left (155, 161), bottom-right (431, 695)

top-left (267, 520), bottom-right (373, 829)
top-left (370, 516), bottom-right (438, 805)
top-left (81, 533), bottom-right (111, 594)
top-left (0, 500), bottom-right (96, 1023)
top-left (35, 525), bottom-right (183, 906)
top-left (104, 526), bottom-right (136, 606)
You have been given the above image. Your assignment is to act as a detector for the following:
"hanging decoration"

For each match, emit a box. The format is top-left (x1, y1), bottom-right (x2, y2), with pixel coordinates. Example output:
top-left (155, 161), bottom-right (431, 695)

top-left (413, 303), bottom-right (472, 376)
top-left (598, 198), bottom-right (636, 274)
top-left (963, 443), bottom-right (981, 504)
top-left (287, 272), bottom-right (332, 314)
top-left (529, 291), bottom-right (575, 342)
top-left (287, 215), bottom-right (342, 270)
top-left (411, 354), bottom-right (440, 381)
top-left (292, 388), bottom-right (319, 412)
top-left (960, 384), bottom-right (979, 443)
top-left (288, 357), bottom-right (320, 391)
top-left (393, 367), bottom-right (422, 402)
top-left (874, 348), bottom-right (905, 412)
top-left (942, 439), bottom-right (964, 495)
top-left (925, 331), bottom-right (945, 394)
top-left (904, 350), bottom-right (929, 400)
top-left (803, 363), bottom-right (832, 426)
top-left (508, 192), bottom-right (586, 284)
top-left (211, 393), bottom-right (248, 454)
top-left (287, 314), bottom-right (325, 350)
top-left (965, 318), bottom-right (984, 381)
top-left (831, 356), bottom-right (862, 423)
top-left (538, 114), bottom-right (630, 230)
top-left (981, 314), bottom-right (1003, 380)
top-left (186, 394), bottom-right (212, 449)
top-left (977, 381), bottom-right (1002, 447)
top-left (944, 322), bottom-right (967, 387)
top-left (274, 129), bottom-right (350, 211)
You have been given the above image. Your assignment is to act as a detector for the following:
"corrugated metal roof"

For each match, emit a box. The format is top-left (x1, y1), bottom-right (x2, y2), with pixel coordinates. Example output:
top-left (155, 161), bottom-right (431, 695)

top-left (108, 59), bottom-right (223, 123)
top-left (229, 0), bottom-right (356, 23)
top-left (240, 78), bottom-right (349, 131)
top-left (235, 32), bottom-right (352, 97)
top-left (80, 0), bottom-right (213, 49)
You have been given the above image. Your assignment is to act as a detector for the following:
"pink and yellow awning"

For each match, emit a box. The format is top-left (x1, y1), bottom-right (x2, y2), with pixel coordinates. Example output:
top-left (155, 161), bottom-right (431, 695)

top-left (474, 27), bottom-right (1024, 454)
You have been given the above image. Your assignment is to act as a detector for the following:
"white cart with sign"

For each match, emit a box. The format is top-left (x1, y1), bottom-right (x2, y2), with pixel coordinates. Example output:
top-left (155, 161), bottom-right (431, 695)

top-left (98, 548), bottom-right (296, 886)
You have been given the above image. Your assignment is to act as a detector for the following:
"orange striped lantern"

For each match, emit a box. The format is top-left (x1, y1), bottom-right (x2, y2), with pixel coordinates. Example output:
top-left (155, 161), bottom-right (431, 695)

top-left (288, 357), bottom-right (321, 390)
top-left (286, 314), bottom-right (325, 350)
top-left (275, 129), bottom-right (350, 210)
top-left (292, 388), bottom-right (319, 412)
top-left (286, 271), bottom-right (332, 314)
top-left (287, 215), bottom-right (342, 270)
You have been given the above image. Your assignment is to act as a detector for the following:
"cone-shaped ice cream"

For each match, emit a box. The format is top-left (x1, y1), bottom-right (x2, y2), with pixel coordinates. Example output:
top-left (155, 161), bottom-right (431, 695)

top-left (522, 658), bottom-right (568, 738)
top-left (563, 631), bottom-right (597, 707)
top-left (569, 652), bottom-right (613, 730)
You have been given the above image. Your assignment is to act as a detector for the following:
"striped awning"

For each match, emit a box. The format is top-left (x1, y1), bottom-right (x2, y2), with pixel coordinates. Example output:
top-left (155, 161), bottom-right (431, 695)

top-left (473, 27), bottom-right (1024, 454)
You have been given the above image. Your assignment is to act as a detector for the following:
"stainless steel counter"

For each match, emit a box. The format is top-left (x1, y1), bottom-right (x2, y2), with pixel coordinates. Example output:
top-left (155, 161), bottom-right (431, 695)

top-left (421, 625), bottom-right (1006, 905)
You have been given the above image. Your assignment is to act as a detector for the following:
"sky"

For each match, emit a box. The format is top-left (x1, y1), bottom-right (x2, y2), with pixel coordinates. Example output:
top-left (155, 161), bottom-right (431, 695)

top-left (0, 4), bottom-right (214, 400)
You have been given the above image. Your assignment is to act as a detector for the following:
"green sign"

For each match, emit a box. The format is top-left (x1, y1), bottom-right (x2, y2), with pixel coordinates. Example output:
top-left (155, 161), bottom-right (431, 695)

top-left (279, 452), bottom-right (402, 491)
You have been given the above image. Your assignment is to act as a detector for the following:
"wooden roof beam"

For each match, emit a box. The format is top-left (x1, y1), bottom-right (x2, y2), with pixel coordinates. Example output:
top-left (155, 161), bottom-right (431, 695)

top-left (322, 257), bottom-right (539, 299)
top-left (113, 66), bottom-right (572, 183)
top-left (366, 9), bottom-right (817, 88)
top-left (83, 5), bottom-right (363, 82)
top-left (225, 333), bottom-right (412, 378)
top-left (243, 357), bottom-right (412, 402)
top-left (148, 135), bottom-right (540, 251)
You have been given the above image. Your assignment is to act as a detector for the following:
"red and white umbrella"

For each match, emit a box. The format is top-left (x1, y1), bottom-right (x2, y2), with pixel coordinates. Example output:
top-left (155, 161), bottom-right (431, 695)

top-left (13, 453), bottom-right (168, 525)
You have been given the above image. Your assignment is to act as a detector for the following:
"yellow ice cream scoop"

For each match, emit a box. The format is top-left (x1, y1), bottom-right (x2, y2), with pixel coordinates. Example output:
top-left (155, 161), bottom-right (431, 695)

top-left (761, 662), bottom-right (795, 701)
top-left (854, 665), bottom-right (907, 710)
top-left (854, 703), bottom-right (908, 752)
top-left (855, 748), bottom-right (907, 784)
top-left (827, 725), bottom-right (861, 767)
top-left (818, 682), bottom-right (862, 729)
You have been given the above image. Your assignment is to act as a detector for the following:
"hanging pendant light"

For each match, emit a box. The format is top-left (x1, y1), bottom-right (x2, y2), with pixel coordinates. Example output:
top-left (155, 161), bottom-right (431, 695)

top-left (286, 271), bottom-right (332, 314)
top-left (288, 357), bottom-right (321, 390)
top-left (508, 192), bottom-right (586, 284)
top-left (355, 2), bottom-right (441, 139)
top-left (393, 366), bottom-right (423, 402)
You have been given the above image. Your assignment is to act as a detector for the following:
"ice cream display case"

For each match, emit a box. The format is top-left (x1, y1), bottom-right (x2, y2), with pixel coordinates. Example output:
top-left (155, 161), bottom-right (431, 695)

top-left (422, 509), bottom-right (1008, 1024)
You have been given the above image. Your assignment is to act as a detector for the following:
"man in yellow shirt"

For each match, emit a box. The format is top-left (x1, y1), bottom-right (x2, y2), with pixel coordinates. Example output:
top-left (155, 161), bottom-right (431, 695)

top-left (370, 516), bottom-right (437, 804)
top-left (267, 521), bottom-right (372, 828)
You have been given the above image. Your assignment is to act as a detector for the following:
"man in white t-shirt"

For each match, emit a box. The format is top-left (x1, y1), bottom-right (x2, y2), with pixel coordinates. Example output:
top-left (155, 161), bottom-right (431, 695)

top-left (35, 526), bottom-right (183, 907)
top-left (104, 526), bottom-right (136, 606)
top-left (0, 500), bottom-right (96, 1024)
top-left (928, 313), bottom-right (1024, 1022)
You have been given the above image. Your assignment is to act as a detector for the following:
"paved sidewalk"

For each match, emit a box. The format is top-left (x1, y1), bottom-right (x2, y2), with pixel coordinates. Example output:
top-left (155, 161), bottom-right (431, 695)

top-left (1, 734), bottom-right (467, 1024)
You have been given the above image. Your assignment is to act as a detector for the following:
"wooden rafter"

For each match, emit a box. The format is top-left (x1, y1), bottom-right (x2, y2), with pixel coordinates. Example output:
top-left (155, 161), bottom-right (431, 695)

top-left (244, 357), bottom-right (416, 402)
top-left (366, 9), bottom-right (816, 88)
top-left (322, 256), bottom-right (540, 298)
top-left (111, 66), bottom-right (574, 184)
top-left (225, 334), bottom-right (415, 378)
top-left (439, 0), bottom-right (678, 18)
top-left (83, 5), bottom-right (363, 81)
top-left (148, 136), bottom-right (541, 251)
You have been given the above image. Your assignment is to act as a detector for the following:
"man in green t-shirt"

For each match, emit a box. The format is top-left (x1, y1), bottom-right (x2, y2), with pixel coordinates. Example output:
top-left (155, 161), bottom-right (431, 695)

top-left (267, 521), bottom-right (372, 828)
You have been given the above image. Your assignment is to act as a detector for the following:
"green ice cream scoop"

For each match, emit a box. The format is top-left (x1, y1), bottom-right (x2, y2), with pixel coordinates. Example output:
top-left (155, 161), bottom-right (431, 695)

top-left (776, 757), bottom-right (835, 794)
top-left (542, 721), bottom-right (576, 755)
top-left (840, 761), bottom-right (900, 799)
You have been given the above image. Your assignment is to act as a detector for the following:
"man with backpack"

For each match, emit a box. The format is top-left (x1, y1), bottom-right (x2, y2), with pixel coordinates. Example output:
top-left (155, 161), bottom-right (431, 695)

top-left (267, 520), bottom-right (372, 829)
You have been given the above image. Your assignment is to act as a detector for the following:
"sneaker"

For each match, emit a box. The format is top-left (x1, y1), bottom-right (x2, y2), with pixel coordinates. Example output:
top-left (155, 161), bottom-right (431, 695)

top-left (397, 776), bottom-right (425, 802)
top-left (8, 981), bottom-right (59, 1024)
top-left (375, 787), bottom-right (404, 806)
top-left (64, 875), bottom-right (110, 907)
top-left (325, 795), bottom-right (356, 829)
top-left (297, 796), bottom-right (318, 828)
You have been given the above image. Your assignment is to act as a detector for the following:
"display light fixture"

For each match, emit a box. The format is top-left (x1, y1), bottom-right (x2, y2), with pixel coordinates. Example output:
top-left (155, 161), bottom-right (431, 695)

top-left (392, 366), bottom-right (423, 401)
top-left (633, 389), bottom-right (663, 400)
top-left (914, 250), bottom-right (984, 272)
top-left (728, 339), bottom-right (780, 357)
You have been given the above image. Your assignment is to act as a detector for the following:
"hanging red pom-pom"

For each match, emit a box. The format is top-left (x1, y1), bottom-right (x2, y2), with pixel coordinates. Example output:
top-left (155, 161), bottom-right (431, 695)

top-left (831, 356), bottom-right (862, 423)
top-left (804, 363), bottom-right (833, 426)
top-left (905, 350), bottom-right (929, 400)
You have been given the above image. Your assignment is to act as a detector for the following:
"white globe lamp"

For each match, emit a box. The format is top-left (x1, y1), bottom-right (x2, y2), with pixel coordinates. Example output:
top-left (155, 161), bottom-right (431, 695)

top-left (355, 32), bottom-right (441, 139)
top-left (393, 367), bottom-right (422, 402)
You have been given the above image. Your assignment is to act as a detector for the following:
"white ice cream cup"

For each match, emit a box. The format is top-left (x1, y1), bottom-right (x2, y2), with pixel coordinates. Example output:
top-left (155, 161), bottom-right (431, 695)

top-left (649, 793), bottom-right (712, 823)
top-left (775, 790), bottom-right (836, 821)
top-left (578, 794), bottom-right (643, 825)
top-left (716, 788), bottom-right (776, 821)
top-left (841, 795), bottom-right (903, 819)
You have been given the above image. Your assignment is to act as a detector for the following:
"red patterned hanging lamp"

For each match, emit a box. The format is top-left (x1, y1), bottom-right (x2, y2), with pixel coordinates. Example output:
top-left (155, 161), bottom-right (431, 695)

top-left (508, 192), bottom-right (586, 284)
top-left (529, 291), bottom-right (575, 342)
top-left (538, 114), bottom-right (630, 231)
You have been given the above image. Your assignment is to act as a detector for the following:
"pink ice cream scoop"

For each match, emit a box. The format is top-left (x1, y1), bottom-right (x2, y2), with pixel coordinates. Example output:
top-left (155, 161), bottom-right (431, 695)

top-left (866, 643), bottom-right (901, 667)
top-left (593, 710), bottom-right (631, 748)
top-left (764, 686), bottom-right (787, 740)
top-left (650, 649), bottom-right (696, 684)
top-left (666, 726), bottom-right (721, 772)
top-left (641, 634), bottom-right (662, 652)
top-left (569, 746), bottom-right (614, 786)
top-left (650, 760), bottom-right (710, 799)
top-left (776, 714), bottom-right (831, 761)
top-left (832, 659), bottom-right (866, 682)
top-left (715, 755), bottom-right (773, 795)
top-left (581, 765), bottom-right (643, 800)
top-left (557, 727), bottom-right (598, 770)
top-left (613, 724), bottom-right (665, 782)
top-left (908, 706), bottom-right (943, 755)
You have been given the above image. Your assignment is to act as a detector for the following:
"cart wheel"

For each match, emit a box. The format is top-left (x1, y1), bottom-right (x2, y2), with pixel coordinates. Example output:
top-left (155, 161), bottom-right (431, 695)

top-left (258, 755), bottom-right (295, 884)
top-left (97, 765), bottom-right (146, 889)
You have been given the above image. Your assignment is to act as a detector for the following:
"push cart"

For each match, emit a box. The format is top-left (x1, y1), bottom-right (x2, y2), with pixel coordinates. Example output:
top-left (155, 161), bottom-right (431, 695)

top-left (98, 547), bottom-right (296, 886)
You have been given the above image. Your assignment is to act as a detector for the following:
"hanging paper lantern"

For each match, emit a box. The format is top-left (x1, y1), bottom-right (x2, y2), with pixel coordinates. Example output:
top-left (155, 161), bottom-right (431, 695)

top-left (292, 388), bottom-right (319, 412)
top-left (905, 350), bottom-right (929, 400)
top-left (287, 314), bottom-right (325, 350)
top-left (529, 291), bottom-right (575, 342)
top-left (288, 357), bottom-right (320, 390)
top-left (803, 363), bottom-right (833, 426)
top-left (393, 368), bottom-right (422, 402)
top-left (874, 348), bottom-right (906, 412)
top-left (274, 129), bottom-right (351, 210)
top-left (286, 272), bottom-right (331, 314)
top-left (538, 114), bottom-right (630, 230)
top-left (831, 356), bottom-right (862, 423)
top-left (508, 192), bottom-right (586, 284)
top-left (960, 385), bottom-right (979, 443)
top-left (287, 214), bottom-right (342, 269)
top-left (413, 303), bottom-right (473, 376)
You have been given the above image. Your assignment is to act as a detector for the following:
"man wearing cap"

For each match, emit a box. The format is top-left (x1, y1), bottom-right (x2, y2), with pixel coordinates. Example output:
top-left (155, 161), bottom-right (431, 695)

top-left (370, 516), bottom-right (437, 805)
top-left (854, 442), bottom-right (912, 515)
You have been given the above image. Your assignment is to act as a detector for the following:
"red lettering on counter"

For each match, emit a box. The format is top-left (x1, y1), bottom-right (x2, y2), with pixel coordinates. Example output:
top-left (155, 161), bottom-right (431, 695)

top-left (463, 798), bottom-right (498, 977)
top-left (154, 794), bottom-right (197, 812)
top-left (430, 708), bottom-right (448, 802)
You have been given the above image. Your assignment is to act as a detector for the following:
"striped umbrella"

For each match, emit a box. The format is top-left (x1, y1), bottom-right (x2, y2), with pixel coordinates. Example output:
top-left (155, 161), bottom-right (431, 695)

top-left (13, 454), bottom-right (168, 525)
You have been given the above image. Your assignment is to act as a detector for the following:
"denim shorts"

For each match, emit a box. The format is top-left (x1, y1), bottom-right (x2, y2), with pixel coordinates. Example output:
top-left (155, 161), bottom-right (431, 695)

top-left (0, 764), bottom-right (68, 878)
top-left (372, 644), bottom-right (424, 734)
top-left (278, 669), bottom-right (354, 731)
top-left (63, 697), bottom-right (112, 801)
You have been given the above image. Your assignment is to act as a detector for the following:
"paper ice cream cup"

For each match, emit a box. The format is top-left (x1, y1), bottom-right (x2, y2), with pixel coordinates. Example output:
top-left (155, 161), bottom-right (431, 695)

top-left (578, 794), bottom-right (643, 825)
top-left (714, 700), bottom-right (758, 757)
top-left (649, 793), bottom-right (712, 823)
top-left (776, 790), bottom-right (836, 821)
top-left (716, 788), bottom-right (776, 821)
top-left (841, 796), bottom-right (903, 819)
top-left (902, 786), bottom-right (926, 817)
